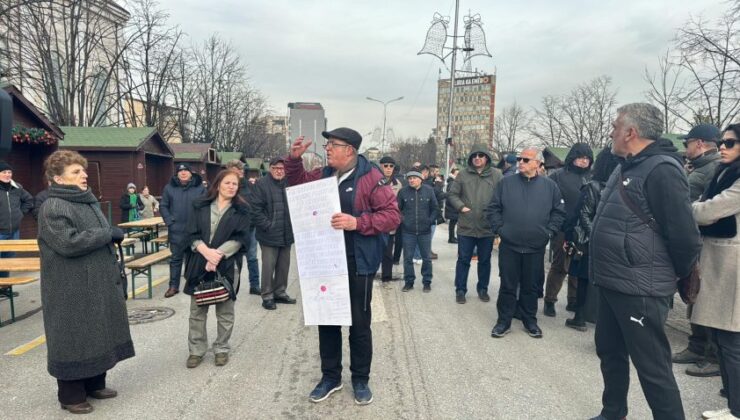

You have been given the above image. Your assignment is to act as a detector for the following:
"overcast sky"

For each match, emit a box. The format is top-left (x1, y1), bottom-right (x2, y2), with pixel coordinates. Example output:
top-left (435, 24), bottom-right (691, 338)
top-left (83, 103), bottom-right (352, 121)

top-left (157, 0), bottom-right (725, 145)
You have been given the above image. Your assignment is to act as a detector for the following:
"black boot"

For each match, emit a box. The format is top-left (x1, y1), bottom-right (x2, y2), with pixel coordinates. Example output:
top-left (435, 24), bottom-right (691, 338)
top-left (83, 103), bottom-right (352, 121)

top-left (543, 301), bottom-right (556, 317)
top-left (565, 307), bottom-right (587, 332)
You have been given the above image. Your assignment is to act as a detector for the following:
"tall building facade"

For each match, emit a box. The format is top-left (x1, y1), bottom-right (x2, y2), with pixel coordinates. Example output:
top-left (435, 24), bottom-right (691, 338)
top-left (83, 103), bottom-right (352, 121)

top-left (436, 74), bottom-right (496, 159)
top-left (288, 102), bottom-right (326, 162)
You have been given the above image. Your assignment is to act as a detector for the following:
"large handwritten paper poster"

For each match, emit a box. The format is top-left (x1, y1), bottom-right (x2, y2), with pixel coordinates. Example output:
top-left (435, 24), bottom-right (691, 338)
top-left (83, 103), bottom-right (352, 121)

top-left (286, 177), bottom-right (352, 326)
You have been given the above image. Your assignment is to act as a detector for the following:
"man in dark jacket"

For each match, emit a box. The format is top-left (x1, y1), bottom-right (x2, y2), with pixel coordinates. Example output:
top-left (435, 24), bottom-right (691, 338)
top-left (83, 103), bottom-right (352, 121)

top-left (589, 103), bottom-right (702, 420)
top-left (445, 168), bottom-right (459, 243)
top-left (286, 128), bottom-right (400, 406)
top-left (379, 156), bottom-right (403, 285)
top-left (160, 163), bottom-right (206, 297)
top-left (543, 143), bottom-right (593, 317)
top-left (673, 124), bottom-right (722, 377)
top-left (487, 147), bottom-right (565, 339)
top-left (398, 171), bottom-right (437, 292)
top-left (250, 157), bottom-right (296, 310)
top-left (447, 146), bottom-right (503, 304)
top-left (0, 161), bottom-right (33, 280)
top-left (225, 159), bottom-right (260, 295)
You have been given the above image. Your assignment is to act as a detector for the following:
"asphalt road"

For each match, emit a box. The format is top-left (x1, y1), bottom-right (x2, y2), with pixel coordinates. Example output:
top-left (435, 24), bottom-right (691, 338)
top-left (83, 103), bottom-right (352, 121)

top-left (0, 225), bottom-right (726, 419)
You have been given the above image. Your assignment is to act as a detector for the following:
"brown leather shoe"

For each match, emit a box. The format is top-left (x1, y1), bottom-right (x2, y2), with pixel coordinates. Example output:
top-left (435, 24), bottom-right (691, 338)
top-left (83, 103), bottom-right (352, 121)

top-left (60, 401), bottom-right (94, 414)
top-left (89, 388), bottom-right (117, 399)
top-left (215, 353), bottom-right (229, 366)
top-left (430, 252), bottom-right (438, 260)
top-left (164, 287), bottom-right (179, 298)
top-left (186, 355), bottom-right (203, 368)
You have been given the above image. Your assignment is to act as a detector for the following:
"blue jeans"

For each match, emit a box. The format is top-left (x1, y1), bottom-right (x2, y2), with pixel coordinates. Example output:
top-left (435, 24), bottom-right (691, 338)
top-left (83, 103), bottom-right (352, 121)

top-left (414, 223), bottom-right (435, 259)
top-left (247, 229), bottom-right (259, 288)
top-left (0, 230), bottom-right (20, 278)
top-left (403, 232), bottom-right (432, 285)
top-left (454, 235), bottom-right (493, 294)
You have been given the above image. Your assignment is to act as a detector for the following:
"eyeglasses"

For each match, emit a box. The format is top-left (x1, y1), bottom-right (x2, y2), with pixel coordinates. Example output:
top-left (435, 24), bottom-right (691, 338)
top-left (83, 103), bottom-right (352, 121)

top-left (382, 164), bottom-right (395, 168)
top-left (472, 153), bottom-right (487, 159)
top-left (682, 139), bottom-right (698, 148)
top-left (516, 157), bottom-right (532, 163)
top-left (323, 142), bottom-right (352, 150)
top-left (719, 139), bottom-right (737, 149)
top-left (271, 166), bottom-right (285, 171)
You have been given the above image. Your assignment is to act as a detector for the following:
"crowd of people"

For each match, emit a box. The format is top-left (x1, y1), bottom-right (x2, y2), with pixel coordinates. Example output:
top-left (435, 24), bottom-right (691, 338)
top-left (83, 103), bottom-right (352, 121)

top-left (1, 101), bottom-right (738, 418)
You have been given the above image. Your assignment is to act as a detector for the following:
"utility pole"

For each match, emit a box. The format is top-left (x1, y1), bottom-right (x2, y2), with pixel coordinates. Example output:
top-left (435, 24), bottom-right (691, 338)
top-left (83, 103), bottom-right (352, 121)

top-left (366, 96), bottom-right (403, 153)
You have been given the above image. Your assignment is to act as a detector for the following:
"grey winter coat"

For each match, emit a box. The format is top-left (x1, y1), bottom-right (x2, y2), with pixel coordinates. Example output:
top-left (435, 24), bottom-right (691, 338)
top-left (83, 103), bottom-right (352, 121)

top-left (691, 163), bottom-right (740, 332)
top-left (447, 148), bottom-right (503, 238)
top-left (0, 180), bottom-right (33, 235)
top-left (38, 184), bottom-right (134, 380)
top-left (687, 149), bottom-right (720, 201)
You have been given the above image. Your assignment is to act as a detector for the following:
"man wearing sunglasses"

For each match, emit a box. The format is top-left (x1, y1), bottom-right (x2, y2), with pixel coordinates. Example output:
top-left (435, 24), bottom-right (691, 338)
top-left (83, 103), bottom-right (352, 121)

top-left (681, 124), bottom-right (722, 202)
top-left (487, 147), bottom-right (566, 339)
top-left (672, 123), bottom-right (722, 379)
top-left (589, 103), bottom-right (701, 420)
top-left (379, 156), bottom-right (403, 286)
top-left (447, 146), bottom-right (503, 304)
top-left (286, 128), bottom-right (401, 406)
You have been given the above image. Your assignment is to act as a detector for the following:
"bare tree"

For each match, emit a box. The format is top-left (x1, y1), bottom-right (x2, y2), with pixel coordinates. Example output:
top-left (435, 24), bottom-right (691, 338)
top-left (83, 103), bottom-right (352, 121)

top-left (118, 0), bottom-right (183, 139)
top-left (4, 0), bottom-right (142, 126)
top-left (530, 76), bottom-right (617, 150)
top-left (493, 102), bottom-right (530, 153)
top-left (644, 49), bottom-right (686, 132)
top-left (389, 136), bottom-right (437, 169)
top-left (674, 13), bottom-right (740, 129)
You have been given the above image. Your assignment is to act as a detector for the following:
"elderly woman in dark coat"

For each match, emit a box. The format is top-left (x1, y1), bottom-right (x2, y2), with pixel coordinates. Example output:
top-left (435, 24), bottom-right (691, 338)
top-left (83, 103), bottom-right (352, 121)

top-left (183, 169), bottom-right (250, 369)
top-left (37, 150), bottom-right (134, 415)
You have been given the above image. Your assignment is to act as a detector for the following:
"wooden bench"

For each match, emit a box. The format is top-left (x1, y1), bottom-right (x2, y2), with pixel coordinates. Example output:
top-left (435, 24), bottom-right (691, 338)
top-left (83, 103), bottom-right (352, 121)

top-left (127, 231), bottom-right (153, 254)
top-left (151, 234), bottom-right (169, 251)
top-left (120, 238), bottom-right (137, 256)
top-left (0, 277), bottom-right (38, 324)
top-left (126, 248), bottom-right (171, 299)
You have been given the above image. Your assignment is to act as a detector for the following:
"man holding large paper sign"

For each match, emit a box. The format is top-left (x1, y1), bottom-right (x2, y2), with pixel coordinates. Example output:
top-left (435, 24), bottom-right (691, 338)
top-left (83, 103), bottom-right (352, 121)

top-left (286, 127), bottom-right (400, 406)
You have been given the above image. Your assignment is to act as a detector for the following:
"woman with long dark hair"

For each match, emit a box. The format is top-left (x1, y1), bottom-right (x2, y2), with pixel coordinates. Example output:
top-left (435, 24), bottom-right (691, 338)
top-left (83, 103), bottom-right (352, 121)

top-left (563, 146), bottom-right (620, 331)
top-left (692, 124), bottom-right (740, 420)
top-left (183, 169), bottom-right (251, 368)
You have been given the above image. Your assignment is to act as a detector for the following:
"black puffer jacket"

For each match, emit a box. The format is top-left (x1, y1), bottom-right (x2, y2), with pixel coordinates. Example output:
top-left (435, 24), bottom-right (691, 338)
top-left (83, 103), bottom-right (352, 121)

top-left (0, 180), bottom-right (33, 235)
top-left (250, 174), bottom-right (294, 247)
top-left (159, 173), bottom-right (206, 235)
top-left (549, 143), bottom-right (593, 225)
top-left (397, 183), bottom-right (438, 235)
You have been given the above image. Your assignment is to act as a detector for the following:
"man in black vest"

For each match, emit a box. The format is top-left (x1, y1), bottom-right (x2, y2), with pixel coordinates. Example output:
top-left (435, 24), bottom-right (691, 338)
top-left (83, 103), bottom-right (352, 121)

top-left (588, 103), bottom-right (702, 420)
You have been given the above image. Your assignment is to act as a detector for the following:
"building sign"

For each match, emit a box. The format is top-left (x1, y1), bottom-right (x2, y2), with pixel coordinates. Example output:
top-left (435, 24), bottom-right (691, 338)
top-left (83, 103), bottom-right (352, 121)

top-left (454, 76), bottom-right (490, 86)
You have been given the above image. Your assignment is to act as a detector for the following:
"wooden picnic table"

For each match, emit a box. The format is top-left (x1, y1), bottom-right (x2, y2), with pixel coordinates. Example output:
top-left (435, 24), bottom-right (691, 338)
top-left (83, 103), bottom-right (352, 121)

top-left (118, 217), bottom-right (165, 229)
top-left (0, 240), bottom-right (40, 253)
top-left (0, 258), bottom-right (41, 272)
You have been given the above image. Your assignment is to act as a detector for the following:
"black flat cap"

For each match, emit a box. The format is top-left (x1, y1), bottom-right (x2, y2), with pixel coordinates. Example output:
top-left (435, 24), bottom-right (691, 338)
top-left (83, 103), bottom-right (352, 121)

top-left (322, 127), bottom-right (362, 150)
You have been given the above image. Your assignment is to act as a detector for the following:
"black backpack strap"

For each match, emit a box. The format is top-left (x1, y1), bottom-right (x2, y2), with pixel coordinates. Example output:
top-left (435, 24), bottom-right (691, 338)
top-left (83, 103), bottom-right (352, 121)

top-left (618, 173), bottom-right (660, 233)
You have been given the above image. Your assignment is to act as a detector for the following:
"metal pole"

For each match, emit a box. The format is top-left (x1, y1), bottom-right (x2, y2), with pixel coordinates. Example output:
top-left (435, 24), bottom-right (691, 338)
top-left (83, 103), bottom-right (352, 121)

top-left (381, 103), bottom-right (387, 154)
top-left (444, 0), bottom-right (460, 191)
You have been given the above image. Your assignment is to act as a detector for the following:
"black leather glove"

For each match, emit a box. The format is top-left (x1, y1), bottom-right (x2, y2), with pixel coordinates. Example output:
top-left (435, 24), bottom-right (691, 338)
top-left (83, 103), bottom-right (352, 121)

top-left (110, 227), bottom-right (125, 243)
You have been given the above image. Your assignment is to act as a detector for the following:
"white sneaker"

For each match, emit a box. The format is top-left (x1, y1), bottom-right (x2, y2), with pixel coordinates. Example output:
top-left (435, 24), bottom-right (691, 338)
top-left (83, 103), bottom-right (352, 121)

top-left (413, 259), bottom-right (421, 265)
top-left (703, 408), bottom-right (731, 419)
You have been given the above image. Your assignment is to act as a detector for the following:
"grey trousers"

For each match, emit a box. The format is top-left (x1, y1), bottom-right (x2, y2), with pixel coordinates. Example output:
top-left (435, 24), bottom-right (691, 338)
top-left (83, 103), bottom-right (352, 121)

top-left (188, 296), bottom-right (235, 356)
top-left (260, 244), bottom-right (292, 300)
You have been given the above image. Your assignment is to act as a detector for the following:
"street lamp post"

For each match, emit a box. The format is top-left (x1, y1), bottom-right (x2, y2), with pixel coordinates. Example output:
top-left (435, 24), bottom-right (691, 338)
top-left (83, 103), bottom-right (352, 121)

top-left (366, 96), bottom-right (403, 154)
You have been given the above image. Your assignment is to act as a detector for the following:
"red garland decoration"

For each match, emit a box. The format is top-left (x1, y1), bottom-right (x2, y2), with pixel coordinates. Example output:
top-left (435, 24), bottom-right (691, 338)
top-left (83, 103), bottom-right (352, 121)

top-left (11, 126), bottom-right (58, 145)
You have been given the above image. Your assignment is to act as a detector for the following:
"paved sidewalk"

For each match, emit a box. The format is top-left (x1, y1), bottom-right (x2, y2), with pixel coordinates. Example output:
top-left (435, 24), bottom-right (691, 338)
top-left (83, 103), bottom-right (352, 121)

top-left (0, 226), bottom-right (722, 419)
